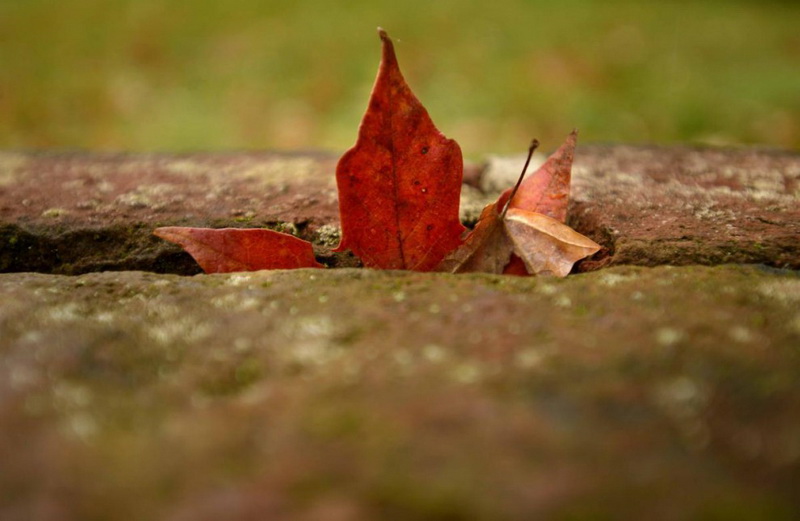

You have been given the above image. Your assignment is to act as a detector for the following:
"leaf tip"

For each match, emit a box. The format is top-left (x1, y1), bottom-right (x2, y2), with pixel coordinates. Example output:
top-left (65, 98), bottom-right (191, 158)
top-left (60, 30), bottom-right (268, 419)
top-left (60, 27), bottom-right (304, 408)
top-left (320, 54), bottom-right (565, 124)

top-left (153, 226), bottom-right (177, 241)
top-left (377, 27), bottom-right (397, 65)
top-left (567, 129), bottom-right (579, 146)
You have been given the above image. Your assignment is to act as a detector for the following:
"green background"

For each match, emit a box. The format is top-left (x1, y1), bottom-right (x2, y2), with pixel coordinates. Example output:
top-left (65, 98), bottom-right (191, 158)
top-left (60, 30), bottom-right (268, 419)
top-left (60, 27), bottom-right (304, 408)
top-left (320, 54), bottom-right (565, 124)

top-left (1, 0), bottom-right (798, 157)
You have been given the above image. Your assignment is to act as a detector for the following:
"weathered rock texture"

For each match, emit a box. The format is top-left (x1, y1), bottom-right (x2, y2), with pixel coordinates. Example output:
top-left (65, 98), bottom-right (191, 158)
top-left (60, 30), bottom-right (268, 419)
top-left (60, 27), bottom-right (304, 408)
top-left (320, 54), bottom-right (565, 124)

top-left (1, 266), bottom-right (799, 520)
top-left (1, 145), bottom-right (798, 274)
top-left (0, 150), bottom-right (340, 274)
top-left (1, 145), bottom-right (799, 520)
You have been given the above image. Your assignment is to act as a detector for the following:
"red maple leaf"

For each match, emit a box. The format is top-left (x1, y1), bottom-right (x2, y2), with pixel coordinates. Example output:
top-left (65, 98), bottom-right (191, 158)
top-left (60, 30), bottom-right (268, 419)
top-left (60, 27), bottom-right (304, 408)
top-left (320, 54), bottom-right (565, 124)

top-left (500, 129), bottom-right (576, 223)
top-left (153, 227), bottom-right (321, 273)
top-left (334, 28), bottom-right (465, 271)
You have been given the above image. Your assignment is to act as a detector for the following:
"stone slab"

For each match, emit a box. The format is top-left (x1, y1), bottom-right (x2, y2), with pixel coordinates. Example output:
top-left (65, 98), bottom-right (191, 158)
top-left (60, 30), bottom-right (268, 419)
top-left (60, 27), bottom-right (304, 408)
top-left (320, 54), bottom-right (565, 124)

top-left (1, 145), bottom-right (798, 275)
top-left (1, 266), bottom-right (799, 520)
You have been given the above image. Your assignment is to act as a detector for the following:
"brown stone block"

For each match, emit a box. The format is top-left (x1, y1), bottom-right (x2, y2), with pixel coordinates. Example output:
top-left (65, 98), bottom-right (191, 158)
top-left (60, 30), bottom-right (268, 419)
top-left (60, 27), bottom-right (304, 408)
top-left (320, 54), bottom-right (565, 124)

top-left (1, 145), bottom-right (798, 274)
top-left (0, 150), bottom-right (339, 274)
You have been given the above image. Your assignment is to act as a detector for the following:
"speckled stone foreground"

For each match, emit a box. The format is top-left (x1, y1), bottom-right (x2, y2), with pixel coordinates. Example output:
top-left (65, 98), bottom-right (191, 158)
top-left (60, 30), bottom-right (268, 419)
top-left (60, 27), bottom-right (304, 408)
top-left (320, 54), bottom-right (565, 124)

top-left (1, 266), bottom-right (799, 520)
top-left (0, 146), bottom-right (799, 520)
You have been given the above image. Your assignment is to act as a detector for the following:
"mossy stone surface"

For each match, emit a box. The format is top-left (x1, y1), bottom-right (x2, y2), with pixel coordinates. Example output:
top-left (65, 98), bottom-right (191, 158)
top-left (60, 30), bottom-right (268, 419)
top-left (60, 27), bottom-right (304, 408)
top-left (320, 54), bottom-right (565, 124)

top-left (1, 265), bottom-right (798, 520)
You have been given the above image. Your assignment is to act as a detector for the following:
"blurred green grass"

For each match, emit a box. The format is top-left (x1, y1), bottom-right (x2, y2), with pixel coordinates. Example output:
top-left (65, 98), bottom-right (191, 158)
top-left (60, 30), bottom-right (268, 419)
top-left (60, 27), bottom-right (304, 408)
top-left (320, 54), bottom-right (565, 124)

top-left (1, 0), bottom-right (798, 157)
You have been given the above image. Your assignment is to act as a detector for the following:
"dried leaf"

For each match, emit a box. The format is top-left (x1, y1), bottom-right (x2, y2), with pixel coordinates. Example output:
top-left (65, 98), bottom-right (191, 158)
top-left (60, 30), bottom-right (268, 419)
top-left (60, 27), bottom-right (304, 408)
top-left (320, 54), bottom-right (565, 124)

top-left (504, 209), bottom-right (601, 277)
top-left (154, 227), bottom-right (322, 273)
top-left (435, 202), bottom-right (512, 274)
top-left (438, 134), bottom-right (600, 277)
top-left (334, 28), bottom-right (465, 271)
top-left (508, 129), bottom-right (577, 223)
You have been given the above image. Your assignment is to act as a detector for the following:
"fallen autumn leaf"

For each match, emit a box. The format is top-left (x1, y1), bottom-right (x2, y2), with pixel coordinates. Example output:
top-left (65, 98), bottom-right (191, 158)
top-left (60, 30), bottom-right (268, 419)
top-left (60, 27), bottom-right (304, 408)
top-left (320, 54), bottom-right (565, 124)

top-left (334, 28), bottom-right (465, 271)
top-left (437, 138), bottom-right (601, 276)
top-left (153, 227), bottom-right (322, 273)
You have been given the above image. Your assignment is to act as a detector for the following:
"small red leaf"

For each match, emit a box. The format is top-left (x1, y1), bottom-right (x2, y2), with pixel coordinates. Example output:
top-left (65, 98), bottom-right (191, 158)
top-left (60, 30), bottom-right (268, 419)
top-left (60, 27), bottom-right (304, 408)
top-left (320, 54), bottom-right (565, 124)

top-left (502, 255), bottom-right (529, 276)
top-left (334, 28), bottom-right (465, 271)
top-left (154, 227), bottom-right (322, 273)
top-left (498, 129), bottom-right (577, 224)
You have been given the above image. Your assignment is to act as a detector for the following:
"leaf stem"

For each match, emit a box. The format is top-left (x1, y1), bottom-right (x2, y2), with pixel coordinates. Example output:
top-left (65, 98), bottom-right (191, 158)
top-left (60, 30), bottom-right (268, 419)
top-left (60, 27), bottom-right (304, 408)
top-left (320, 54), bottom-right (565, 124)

top-left (500, 138), bottom-right (539, 218)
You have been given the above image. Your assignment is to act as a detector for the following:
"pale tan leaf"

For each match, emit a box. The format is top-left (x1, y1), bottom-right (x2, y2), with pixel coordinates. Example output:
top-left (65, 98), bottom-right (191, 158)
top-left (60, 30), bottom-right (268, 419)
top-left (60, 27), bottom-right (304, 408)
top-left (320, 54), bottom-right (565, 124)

top-left (504, 208), bottom-right (601, 277)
